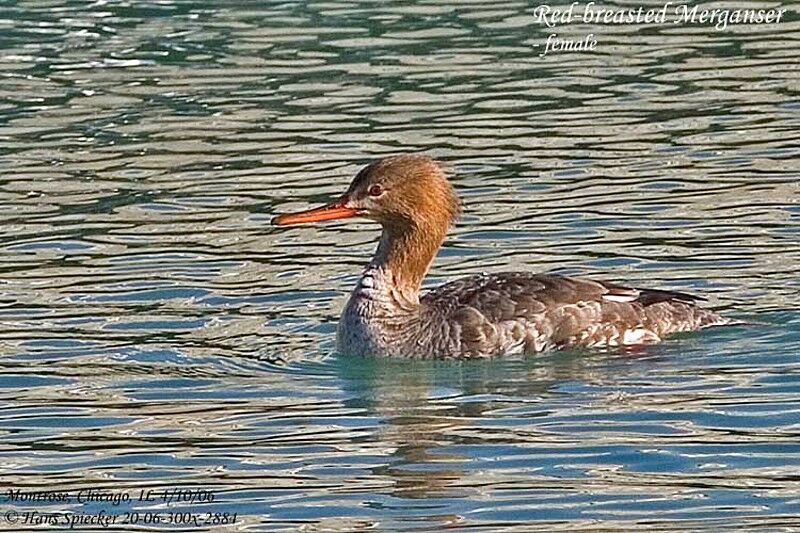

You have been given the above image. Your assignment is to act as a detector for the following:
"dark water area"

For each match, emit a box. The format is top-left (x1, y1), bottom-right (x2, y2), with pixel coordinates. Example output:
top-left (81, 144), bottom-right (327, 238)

top-left (0, 1), bottom-right (799, 530)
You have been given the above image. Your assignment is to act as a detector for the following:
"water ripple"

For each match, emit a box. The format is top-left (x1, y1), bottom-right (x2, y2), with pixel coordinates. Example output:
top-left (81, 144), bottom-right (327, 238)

top-left (0, 0), bottom-right (798, 530)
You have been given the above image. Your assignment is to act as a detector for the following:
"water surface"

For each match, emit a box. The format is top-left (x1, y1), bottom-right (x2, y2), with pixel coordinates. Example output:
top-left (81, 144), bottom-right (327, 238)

top-left (1, 1), bottom-right (799, 531)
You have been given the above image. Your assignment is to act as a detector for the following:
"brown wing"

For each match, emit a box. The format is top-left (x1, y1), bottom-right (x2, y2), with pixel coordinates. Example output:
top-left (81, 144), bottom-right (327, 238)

top-left (598, 278), bottom-right (706, 305)
top-left (422, 272), bottom-right (666, 316)
top-left (421, 272), bottom-right (720, 356)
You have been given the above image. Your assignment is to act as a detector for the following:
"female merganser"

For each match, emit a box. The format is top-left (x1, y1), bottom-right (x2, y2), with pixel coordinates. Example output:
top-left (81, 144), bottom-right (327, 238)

top-left (272, 155), bottom-right (737, 358)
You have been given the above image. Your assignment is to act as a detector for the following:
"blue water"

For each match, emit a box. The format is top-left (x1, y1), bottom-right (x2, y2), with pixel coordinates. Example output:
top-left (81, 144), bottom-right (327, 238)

top-left (1, 1), bottom-right (799, 531)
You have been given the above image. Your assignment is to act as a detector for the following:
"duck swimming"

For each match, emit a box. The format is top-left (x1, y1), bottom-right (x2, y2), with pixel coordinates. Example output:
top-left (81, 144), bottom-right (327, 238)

top-left (272, 155), bottom-right (737, 359)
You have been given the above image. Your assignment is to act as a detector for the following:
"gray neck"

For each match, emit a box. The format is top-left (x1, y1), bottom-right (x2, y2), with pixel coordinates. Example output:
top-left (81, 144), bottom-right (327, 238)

top-left (337, 240), bottom-right (426, 355)
top-left (348, 262), bottom-right (419, 319)
top-left (337, 223), bottom-right (449, 355)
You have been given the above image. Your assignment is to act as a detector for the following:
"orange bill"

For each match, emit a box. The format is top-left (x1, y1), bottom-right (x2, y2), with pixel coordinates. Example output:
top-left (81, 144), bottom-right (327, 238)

top-left (272, 200), bottom-right (358, 226)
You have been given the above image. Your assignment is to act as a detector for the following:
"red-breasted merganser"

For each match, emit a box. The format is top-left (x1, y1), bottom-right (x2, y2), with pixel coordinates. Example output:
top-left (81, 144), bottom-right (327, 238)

top-left (272, 155), bottom-right (737, 358)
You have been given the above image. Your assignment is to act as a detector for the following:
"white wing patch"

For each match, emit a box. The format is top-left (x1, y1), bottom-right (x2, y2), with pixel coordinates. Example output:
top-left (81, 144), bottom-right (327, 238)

top-left (622, 328), bottom-right (661, 344)
top-left (602, 292), bottom-right (639, 303)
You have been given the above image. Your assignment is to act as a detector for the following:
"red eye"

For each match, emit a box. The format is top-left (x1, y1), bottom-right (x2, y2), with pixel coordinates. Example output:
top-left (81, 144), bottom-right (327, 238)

top-left (368, 184), bottom-right (383, 197)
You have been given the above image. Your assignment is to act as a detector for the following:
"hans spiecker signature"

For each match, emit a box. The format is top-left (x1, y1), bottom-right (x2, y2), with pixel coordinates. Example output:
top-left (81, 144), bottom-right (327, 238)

top-left (533, 2), bottom-right (788, 57)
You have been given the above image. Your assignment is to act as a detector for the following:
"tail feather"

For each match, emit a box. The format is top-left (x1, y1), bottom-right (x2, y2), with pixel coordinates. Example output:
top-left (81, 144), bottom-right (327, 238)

top-left (711, 317), bottom-right (766, 327)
